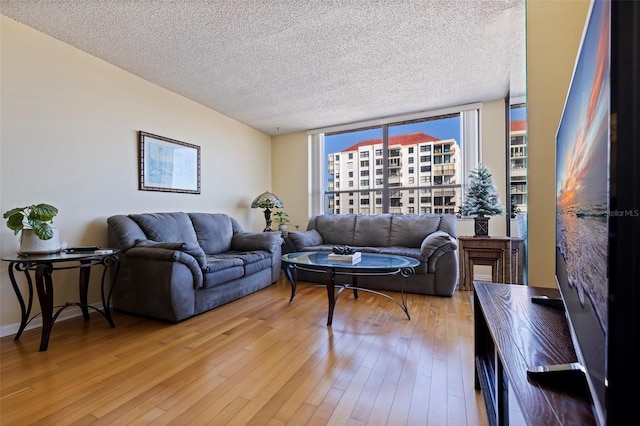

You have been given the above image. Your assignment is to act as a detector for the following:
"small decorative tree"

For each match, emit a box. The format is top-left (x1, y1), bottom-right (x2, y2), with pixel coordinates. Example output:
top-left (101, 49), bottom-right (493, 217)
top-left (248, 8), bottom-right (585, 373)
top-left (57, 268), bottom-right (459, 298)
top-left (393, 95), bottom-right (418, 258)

top-left (460, 164), bottom-right (504, 236)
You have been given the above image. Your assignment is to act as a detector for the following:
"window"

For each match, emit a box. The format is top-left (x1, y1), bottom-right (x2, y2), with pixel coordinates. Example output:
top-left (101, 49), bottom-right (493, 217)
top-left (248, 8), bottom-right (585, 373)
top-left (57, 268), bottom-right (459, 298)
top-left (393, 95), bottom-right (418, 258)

top-left (312, 105), bottom-right (479, 216)
top-left (509, 104), bottom-right (528, 214)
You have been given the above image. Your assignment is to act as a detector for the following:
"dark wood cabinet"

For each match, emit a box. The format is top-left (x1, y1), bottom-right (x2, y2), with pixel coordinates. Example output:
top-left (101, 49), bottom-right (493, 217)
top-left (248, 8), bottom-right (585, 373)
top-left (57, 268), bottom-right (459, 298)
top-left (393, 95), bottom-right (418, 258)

top-left (458, 236), bottom-right (524, 291)
top-left (474, 282), bottom-right (595, 425)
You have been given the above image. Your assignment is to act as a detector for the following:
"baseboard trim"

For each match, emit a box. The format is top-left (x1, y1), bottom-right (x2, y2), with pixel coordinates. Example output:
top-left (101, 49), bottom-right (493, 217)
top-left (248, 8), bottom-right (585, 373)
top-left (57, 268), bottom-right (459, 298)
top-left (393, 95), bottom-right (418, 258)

top-left (0, 303), bottom-right (105, 339)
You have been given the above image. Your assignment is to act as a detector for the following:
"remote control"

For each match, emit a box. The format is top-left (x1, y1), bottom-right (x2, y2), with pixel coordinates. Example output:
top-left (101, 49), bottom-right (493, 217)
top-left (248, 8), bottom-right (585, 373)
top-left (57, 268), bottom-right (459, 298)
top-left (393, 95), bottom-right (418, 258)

top-left (65, 246), bottom-right (100, 253)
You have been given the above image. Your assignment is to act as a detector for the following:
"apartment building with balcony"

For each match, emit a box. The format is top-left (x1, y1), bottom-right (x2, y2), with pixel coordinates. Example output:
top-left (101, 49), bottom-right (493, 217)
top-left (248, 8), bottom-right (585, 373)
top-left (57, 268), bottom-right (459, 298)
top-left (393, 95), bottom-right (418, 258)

top-left (327, 132), bottom-right (461, 215)
top-left (510, 119), bottom-right (527, 213)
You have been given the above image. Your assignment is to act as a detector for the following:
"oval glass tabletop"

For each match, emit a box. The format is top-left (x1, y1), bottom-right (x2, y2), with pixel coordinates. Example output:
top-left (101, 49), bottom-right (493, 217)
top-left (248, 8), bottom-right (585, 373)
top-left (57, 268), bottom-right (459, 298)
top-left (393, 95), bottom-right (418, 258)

top-left (282, 251), bottom-right (419, 269)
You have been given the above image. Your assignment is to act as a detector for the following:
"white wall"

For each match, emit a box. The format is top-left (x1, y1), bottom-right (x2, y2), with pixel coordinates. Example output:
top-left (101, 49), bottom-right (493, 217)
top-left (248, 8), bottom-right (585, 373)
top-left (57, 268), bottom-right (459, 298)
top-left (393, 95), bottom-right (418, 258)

top-left (0, 17), bottom-right (272, 334)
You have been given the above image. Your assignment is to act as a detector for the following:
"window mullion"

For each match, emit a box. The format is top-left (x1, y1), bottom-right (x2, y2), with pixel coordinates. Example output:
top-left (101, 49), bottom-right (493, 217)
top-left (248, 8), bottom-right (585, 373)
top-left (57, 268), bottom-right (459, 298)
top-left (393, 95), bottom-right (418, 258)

top-left (382, 125), bottom-right (389, 213)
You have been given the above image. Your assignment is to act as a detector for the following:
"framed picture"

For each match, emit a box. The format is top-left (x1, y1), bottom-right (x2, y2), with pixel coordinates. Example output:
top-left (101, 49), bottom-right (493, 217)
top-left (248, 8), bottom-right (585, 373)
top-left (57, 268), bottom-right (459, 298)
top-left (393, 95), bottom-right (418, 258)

top-left (139, 131), bottom-right (201, 194)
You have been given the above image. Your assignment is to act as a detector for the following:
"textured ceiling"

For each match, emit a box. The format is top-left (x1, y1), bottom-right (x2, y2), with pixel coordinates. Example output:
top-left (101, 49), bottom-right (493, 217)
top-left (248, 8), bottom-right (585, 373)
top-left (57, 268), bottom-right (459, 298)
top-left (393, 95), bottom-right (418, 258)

top-left (1, 0), bottom-right (526, 136)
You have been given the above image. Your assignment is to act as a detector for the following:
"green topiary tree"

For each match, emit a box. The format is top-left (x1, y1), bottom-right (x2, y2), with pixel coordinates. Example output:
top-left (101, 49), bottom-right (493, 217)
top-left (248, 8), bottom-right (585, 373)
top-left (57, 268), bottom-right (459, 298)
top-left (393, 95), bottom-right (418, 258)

top-left (460, 164), bottom-right (505, 217)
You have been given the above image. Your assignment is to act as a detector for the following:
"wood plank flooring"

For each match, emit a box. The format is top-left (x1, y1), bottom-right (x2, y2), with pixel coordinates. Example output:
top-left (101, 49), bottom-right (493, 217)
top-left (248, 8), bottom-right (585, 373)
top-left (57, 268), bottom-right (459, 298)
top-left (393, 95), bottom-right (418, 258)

top-left (0, 275), bottom-right (488, 425)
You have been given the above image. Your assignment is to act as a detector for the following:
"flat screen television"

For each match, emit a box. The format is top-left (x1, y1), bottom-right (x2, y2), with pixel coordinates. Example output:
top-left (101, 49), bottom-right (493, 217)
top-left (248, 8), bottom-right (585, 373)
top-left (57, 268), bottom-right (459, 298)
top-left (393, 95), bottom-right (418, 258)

top-left (552, 0), bottom-right (639, 424)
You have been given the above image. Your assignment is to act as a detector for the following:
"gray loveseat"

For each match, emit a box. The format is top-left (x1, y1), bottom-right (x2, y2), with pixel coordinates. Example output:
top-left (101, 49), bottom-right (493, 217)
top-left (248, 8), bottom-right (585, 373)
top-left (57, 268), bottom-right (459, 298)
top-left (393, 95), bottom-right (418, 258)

top-left (283, 213), bottom-right (458, 296)
top-left (107, 212), bottom-right (282, 322)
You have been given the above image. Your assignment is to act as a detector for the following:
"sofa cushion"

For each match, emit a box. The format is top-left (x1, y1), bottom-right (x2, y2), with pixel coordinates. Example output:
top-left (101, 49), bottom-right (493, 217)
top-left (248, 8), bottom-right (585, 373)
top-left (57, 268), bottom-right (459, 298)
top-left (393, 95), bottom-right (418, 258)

top-left (353, 214), bottom-right (391, 247)
top-left (203, 266), bottom-right (244, 288)
top-left (234, 252), bottom-right (271, 276)
top-left (107, 215), bottom-right (148, 251)
top-left (205, 251), bottom-right (271, 281)
top-left (287, 229), bottom-right (323, 250)
top-left (389, 215), bottom-right (441, 248)
top-left (204, 255), bottom-right (244, 273)
top-left (315, 214), bottom-right (356, 245)
top-left (231, 232), bottom-right (282, 253)
top-left (135, 240), bottom-right (207, 267)
top-left (130, 212), bottom-right (199, 244)
top-left (188, 213), bottom-right (234, 255)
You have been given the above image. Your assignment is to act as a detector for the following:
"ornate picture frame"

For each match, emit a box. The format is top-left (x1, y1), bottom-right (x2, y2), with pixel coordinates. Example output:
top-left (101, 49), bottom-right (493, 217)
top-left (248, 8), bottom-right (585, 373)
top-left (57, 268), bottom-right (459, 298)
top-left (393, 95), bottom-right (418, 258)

top-left (138, 131), bottom-right (201, 194)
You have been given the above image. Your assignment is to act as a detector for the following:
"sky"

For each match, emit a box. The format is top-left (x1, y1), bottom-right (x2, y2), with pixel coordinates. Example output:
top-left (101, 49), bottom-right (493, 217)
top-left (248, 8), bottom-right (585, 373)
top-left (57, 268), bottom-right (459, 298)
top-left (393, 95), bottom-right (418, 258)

top-left (325, 115), bottom-right (461, 155)
top-left (326, 106), bottom-right (527, 156)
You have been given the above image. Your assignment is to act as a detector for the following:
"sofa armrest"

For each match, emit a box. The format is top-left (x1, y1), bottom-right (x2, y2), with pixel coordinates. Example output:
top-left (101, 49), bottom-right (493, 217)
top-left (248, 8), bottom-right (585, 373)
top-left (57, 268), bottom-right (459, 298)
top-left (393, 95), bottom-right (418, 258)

top-left (231, 232), bottom-right (283, 253)
top-left (125, 245), bottom-right (204, 288)
top-left (286, 230), bottom-right (323, 251)
top-left (420, 231), bottom-right (458, 258)
top-left (135, 240), bottom-right (207, 267)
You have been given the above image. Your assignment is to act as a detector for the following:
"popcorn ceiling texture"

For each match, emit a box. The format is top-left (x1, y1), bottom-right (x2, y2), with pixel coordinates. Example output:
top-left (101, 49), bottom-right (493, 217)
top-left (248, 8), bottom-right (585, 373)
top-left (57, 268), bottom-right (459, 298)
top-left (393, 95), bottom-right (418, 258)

top-left (0, 0), bottom-right (525, 135)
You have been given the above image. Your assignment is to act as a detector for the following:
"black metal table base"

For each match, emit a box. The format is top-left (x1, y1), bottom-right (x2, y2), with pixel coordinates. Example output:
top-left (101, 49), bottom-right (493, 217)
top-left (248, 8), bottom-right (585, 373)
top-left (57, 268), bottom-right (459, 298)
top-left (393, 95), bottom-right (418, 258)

top-left (6, 254), bottom-right (120, 351)
top-left (284, 263), bottom-right (414, 326)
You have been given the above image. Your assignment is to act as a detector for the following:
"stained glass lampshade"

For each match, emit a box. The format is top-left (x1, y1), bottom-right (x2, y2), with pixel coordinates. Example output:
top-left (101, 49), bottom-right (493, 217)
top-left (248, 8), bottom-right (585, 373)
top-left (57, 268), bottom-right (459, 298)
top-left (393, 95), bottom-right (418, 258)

top-left (251, 191), bottom-right (284, 232)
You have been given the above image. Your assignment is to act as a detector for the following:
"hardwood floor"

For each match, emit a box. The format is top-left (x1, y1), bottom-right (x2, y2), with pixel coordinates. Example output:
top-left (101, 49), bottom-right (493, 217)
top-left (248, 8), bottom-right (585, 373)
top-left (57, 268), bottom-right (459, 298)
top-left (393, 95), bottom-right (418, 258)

top-left (0, 276), bottom-right (488, 425)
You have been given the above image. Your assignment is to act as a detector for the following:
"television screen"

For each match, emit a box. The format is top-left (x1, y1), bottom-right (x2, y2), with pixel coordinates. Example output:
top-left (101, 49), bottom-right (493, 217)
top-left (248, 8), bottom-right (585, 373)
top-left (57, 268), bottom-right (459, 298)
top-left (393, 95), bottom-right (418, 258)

top-left (555, 0), bottom-right (609, 423)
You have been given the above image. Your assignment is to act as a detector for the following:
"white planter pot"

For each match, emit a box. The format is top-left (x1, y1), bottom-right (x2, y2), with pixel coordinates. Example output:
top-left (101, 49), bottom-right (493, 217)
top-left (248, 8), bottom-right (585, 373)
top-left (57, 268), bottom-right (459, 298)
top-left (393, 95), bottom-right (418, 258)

top-left (18, 228), bottom-right (62, 255)
top-left (279, 224), bottom-right (288, 236)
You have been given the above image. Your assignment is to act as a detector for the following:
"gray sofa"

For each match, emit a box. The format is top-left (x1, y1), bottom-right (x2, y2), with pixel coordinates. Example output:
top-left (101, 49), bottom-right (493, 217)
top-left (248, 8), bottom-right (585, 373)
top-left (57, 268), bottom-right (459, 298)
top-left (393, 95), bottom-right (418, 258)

top-left (107, 212), bottom-right (282, 322)
top-left (283, 213), bottom-right (458, 296)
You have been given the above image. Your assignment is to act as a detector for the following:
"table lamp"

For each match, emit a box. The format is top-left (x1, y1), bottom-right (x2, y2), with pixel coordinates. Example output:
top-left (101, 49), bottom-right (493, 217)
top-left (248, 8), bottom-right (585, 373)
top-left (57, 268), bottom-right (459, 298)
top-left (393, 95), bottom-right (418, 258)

top-left (251, 191), bottom-right (283, 231)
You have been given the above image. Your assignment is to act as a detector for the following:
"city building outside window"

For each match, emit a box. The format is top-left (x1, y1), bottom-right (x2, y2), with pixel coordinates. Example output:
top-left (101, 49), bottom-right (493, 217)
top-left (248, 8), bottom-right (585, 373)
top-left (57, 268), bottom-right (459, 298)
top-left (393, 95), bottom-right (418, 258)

top-left (310, 106), bottom-right (480, 216)
top-left (510, 104), bottom-right (527, 214)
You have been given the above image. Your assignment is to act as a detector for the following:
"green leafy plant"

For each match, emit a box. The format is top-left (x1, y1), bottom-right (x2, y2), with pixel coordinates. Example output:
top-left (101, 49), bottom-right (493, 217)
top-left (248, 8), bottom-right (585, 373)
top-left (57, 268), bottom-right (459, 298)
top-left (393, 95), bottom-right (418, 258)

top-left (3, 203), bottom-right (59, 240)
top-left (460, 164), bottom-right (505, 217)
top-left (273, 211), bottom-right (290, 226)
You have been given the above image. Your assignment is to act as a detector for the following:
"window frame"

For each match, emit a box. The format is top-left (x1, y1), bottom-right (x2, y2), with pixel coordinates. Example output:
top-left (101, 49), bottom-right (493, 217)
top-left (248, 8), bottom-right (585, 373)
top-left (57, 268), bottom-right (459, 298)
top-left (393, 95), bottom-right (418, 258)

top-left (308, 104), bottom-right (480, 217)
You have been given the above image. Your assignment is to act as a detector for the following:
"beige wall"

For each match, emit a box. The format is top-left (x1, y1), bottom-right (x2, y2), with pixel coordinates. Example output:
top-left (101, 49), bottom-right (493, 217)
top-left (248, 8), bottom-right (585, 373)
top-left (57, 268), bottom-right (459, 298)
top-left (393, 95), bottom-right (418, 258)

top-left (271, 132), bottom-right (309, 231)
top-left (526, 0), bottom-right (590, 287)
top-left (480, 99), bottom-right (508, 237)
top-left (0, 17), bottom-right (272, 334)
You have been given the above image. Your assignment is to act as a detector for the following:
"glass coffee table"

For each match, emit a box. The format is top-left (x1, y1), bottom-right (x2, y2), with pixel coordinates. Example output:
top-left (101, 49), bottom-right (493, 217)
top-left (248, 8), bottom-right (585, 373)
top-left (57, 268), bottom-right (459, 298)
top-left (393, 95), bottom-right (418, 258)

top-left (282, 251), bottom-right (420, 326)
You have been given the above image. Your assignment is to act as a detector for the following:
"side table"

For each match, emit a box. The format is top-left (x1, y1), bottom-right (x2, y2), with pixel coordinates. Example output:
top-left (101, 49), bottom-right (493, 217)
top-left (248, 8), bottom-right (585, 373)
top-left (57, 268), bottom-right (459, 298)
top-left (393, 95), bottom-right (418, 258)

top-left (2, 249), bottom-right (120, 351)
top-left (457, 236), bottom-right (524, 291)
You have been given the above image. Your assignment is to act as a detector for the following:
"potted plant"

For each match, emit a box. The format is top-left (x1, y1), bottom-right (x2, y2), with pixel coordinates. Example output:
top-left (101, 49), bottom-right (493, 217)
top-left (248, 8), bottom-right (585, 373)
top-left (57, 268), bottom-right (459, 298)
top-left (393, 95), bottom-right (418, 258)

top-left (273, 211), bottom-right (290, 235)
top-left (3, 203), bottom-right (62, 254)
top-left (460, 164), bottom-right (504, 236)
